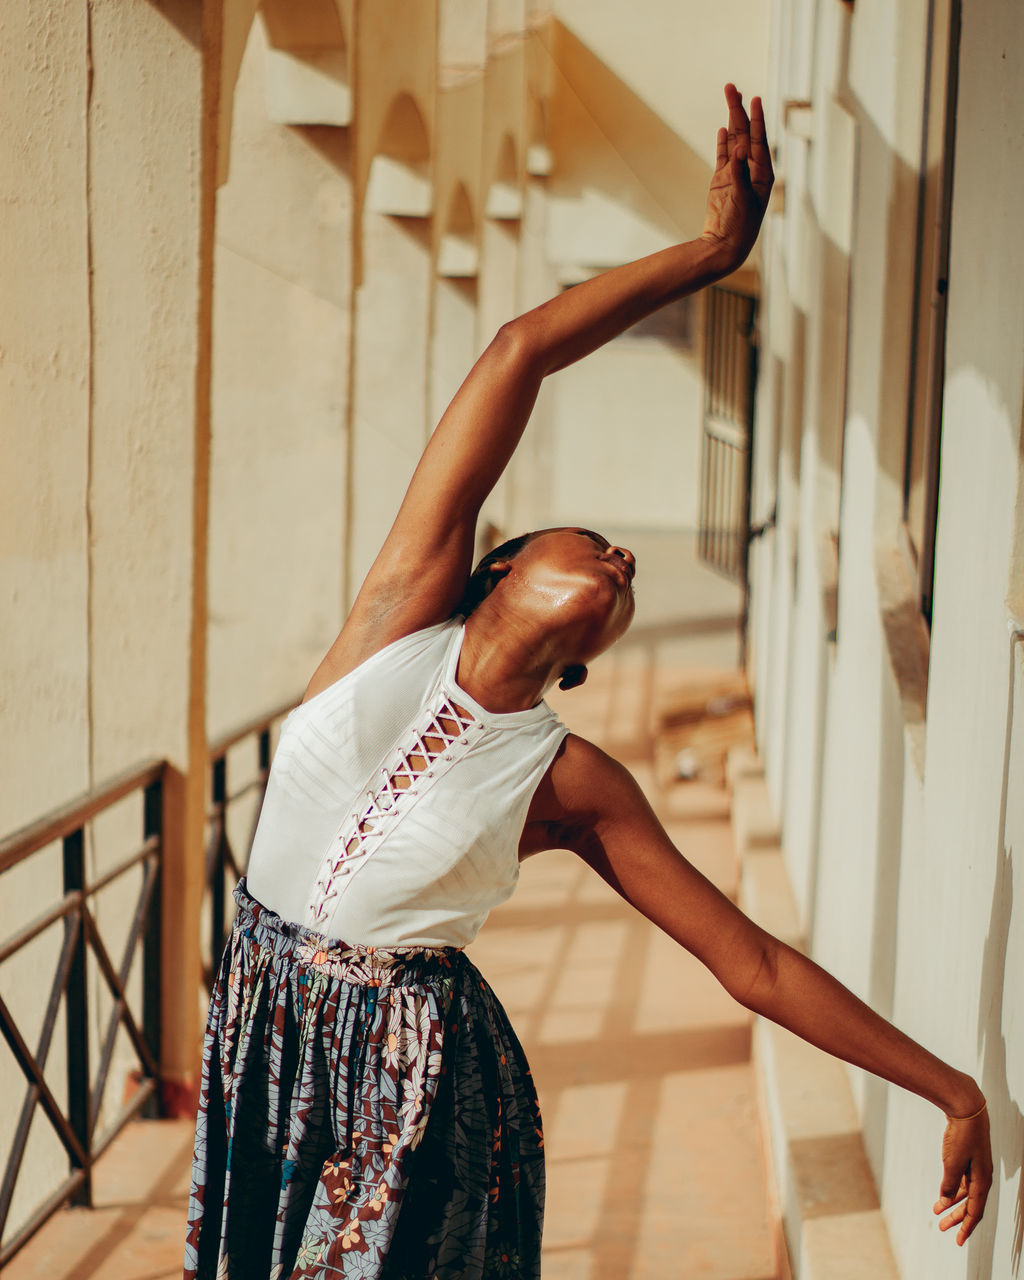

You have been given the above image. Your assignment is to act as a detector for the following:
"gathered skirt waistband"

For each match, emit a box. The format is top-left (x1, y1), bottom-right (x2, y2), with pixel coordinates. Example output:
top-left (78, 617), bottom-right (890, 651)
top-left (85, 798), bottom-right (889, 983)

top-left (231, 881), bottom-right (462, 989)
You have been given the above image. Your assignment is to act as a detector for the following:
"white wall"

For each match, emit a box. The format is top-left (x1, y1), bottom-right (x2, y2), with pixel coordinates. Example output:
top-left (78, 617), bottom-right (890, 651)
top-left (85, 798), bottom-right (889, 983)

top-left (539, 3), bottom-right (769, 535)
top-left (749, 0), bottom-right (1024, 1274)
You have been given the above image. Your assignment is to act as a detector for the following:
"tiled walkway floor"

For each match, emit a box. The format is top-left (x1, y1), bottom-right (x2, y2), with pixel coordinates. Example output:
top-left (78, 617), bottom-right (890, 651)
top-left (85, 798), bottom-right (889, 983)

top-left (7, 532), bottom-right (781, 1279)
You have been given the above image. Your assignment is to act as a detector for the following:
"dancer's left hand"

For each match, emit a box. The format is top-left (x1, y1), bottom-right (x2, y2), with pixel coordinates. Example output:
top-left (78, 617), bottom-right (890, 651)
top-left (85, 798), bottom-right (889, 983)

top-left (701, 83), bottom-right (774, 271)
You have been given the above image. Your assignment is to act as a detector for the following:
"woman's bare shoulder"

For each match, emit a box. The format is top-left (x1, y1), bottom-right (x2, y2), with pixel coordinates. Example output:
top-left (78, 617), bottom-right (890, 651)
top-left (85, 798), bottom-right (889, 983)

top-left (520, 733), bottom-right (652, 856)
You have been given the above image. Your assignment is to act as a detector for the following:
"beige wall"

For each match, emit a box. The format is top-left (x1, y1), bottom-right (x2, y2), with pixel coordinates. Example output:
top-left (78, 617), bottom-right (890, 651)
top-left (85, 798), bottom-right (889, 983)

top-left (2, 1), bottom-right (91, 833)
top-left (1, 0), bottom-right (769, 1254)
top-left (207, 15), bottom-right (354, 738)
top-left (1, 0), bottom-right (213, 1243)
top-left (749, 0), bottom-right (1024, 1274)
top-left (0, 0), bottom-right (92, 1238)
top-left (540, 5), bottom-right (769, 535)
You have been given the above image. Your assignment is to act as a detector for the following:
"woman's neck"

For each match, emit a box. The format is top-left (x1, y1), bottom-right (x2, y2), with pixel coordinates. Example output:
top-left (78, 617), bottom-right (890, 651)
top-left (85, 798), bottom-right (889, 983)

top-left (456, 609), bottom-right (566, 714)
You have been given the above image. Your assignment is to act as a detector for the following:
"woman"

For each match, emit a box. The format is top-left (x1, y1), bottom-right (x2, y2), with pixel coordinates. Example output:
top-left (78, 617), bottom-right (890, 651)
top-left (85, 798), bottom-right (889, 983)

top-left (184, 86), bottom-right (992, 1279)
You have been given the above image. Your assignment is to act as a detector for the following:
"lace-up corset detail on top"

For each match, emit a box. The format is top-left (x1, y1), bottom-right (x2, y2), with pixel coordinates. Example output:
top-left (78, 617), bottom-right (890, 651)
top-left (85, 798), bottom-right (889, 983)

top-left (245, 620), bottom-right (568, 948)
top-left (304, 696), bottom-right (485, 930)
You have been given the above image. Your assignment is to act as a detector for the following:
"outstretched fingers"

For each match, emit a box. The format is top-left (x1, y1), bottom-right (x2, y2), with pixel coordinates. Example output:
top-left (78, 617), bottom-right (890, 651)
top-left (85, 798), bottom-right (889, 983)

top-left (714, 125), bottom-right (729, 174)
top-left (936, 1178), bottom-right (989, 1246)
top-left (934, 1116), bottom-right (993, 1247)
top-left (747, 95), bottom-right (775, 201)
top-left (724, 82), bottom-right (751, 162)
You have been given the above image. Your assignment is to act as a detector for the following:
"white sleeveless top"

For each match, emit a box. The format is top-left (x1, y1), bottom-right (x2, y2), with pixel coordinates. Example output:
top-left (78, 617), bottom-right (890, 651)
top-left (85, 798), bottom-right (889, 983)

top-left (246, 620), bottom-right (568, 947)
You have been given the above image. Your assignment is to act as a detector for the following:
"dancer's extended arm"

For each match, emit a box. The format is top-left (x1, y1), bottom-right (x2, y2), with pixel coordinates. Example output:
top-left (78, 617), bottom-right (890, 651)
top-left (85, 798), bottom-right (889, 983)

top-left (306, 85), bottom-right (773, 695)
top-left (528, 736), bottom-right (993, 1245)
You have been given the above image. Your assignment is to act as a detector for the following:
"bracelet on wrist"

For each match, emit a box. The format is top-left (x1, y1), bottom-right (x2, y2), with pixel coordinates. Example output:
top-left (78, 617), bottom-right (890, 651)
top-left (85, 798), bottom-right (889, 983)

top-left (946, 1100), bottom-right (987, 1122)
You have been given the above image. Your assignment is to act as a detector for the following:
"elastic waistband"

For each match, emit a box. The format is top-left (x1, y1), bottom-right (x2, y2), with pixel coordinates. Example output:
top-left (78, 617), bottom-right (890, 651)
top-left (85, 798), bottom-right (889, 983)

top-left (232, 879), bottom-right (463, 988)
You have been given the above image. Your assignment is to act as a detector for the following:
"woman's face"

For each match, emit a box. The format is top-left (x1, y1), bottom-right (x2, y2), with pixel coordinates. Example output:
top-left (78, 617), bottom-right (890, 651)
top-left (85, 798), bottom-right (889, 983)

top-left (507, 527), bottom-right (637, 656)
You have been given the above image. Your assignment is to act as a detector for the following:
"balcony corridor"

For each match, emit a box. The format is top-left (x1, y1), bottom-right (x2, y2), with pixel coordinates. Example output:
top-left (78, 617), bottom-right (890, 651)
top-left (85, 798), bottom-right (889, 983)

top-left (8, 533), bottom-right (782, 1280)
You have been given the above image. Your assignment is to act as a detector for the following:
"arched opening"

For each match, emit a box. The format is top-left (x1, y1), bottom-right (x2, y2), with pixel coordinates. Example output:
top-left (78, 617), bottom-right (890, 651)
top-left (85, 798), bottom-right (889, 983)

top-left (365, 92), bottom-right (433, 217)
top-left (485, 133), bottom-right (522, 220)
top-left (438, 183), bottom-right (479, 278)
top-left (261, 0), bottom-right (351, 126)
top-left (526, 95), bottom-right (553, 177)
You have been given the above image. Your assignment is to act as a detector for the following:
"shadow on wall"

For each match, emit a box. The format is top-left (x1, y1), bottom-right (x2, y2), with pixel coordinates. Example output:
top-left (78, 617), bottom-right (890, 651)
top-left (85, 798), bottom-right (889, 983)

top-left (539, 20), bottom-right (712, 259)
top-left (972, 632), bottom-right (1024, 1277)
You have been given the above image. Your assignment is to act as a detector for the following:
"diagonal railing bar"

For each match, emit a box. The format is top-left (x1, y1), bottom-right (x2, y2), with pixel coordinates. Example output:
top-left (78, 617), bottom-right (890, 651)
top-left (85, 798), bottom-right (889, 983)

top-left (82, 899), bottom-right (160, 1104)
top-left (0, 987), bottom-right (89, 1170)
top-left (86, 856), bottom-right (160, 1139)
top-left (0, 894), bottom-right (82, 965)
top-left (0, 918), bottom-right (85, 1240)
top-left (86, 837), bottom-right (159, 898)
top-left (0, 759), bottom-right (165, 1269)
top-left (0, 1169), bottom-right (90, 1267)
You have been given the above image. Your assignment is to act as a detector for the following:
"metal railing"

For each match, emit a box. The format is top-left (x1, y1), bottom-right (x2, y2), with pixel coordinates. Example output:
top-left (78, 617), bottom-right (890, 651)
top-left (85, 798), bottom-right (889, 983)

top-left (698, 285), bottom-right (758, 584)
top-left (0, 761), bottom-right (165, 1267)
top-left (203, 699), bottom-right (296, 990)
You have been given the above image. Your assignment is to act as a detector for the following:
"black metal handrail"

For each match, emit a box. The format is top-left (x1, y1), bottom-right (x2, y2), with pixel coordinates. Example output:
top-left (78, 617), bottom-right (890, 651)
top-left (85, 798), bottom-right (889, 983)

top-left (0, 760), bottom-right (166, 1267)
top-left (203, 699), bottom-right (297, 989)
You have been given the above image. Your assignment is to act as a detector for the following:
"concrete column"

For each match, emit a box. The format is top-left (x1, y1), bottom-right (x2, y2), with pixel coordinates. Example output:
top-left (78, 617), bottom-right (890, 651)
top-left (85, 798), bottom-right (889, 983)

top-left (207, 16), bottom-right (354, 739)
top-left (0, 0), bottom-right (92, 1228)
top-left (346, 0), bottom-right (438, 600)
top-left (430, 276), bottom-right (479, 433)
top-left (348, 206), bottom-right (433, 596)
top-left (86, 0), bottom-right (221, 1108)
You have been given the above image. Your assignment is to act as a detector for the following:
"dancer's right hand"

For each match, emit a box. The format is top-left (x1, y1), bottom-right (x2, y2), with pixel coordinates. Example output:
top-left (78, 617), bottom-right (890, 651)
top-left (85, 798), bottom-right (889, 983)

top-left (934, 1101), bottom-right (993, 1245)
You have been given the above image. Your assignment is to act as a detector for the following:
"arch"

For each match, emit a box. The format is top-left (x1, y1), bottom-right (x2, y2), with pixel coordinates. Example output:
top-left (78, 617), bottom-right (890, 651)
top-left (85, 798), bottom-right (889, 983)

top-left (261, 0), bottom-right (351, 127)
top-left (217, 0), bottom-right (352, 184)
top-left (438, 184), bottom-right (479, 278)
top-left (365, 92), bottom-right (433, 217)
top-left (485, 133), bottom-right (522, 220)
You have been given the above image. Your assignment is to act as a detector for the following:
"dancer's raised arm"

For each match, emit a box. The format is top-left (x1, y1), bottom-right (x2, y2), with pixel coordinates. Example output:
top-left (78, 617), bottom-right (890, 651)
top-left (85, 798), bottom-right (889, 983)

top-left (306, 86), bottom-right (772, 696)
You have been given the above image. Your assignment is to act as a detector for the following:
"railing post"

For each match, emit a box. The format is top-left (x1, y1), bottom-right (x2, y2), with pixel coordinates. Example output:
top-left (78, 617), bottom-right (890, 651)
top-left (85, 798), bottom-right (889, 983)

top-left (62, 827), bottom-right (91, 1207)
top-left (142, 776), bottom-right (163, 1117)
top-left (210, 755), bottom-right (227, 972)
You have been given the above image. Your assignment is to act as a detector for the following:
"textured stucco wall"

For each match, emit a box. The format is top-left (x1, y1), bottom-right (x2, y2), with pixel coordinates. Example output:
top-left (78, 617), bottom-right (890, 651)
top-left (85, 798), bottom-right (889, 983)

top-left (2, 0), bottom-right (773, 1250)
top-left (749, 0), bottom-right (1024, 1274)
top-left (88, 0), bottom-right (206, 779)
top-left (1, 1), bottom-right (91, 831)
top-left (1, 0), bottom-right (211, 1244)
top-left (0, 0), bottom-right (92, 1240)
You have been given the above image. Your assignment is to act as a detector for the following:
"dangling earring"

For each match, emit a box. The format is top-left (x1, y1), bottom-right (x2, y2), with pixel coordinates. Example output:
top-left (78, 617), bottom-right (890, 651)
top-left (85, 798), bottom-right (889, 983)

top-left (558, 664), bottom-right (588, 691)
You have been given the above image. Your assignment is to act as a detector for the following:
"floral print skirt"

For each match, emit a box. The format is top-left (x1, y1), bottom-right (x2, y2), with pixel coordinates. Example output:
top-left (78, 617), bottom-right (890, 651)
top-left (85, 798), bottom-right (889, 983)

top-left (183, 881), bottom-right (544, 1279)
